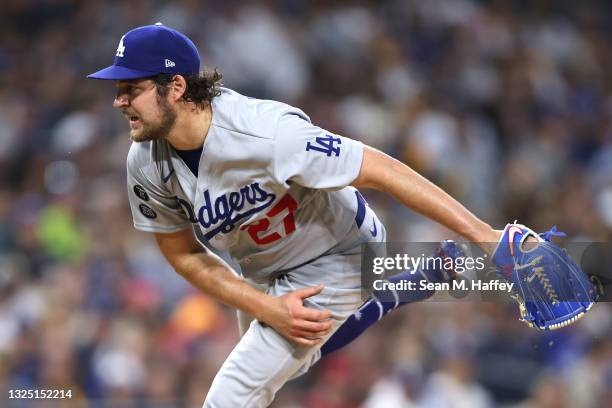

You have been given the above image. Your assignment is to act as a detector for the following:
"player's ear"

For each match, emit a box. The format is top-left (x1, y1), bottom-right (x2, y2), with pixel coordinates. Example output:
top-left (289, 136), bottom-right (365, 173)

top-left (168, 75), bottom-right (187, 101)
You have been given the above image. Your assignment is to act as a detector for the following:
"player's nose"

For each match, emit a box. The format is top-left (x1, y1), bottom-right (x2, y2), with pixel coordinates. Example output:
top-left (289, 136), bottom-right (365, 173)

top-left (113, 93), bottom-right (129, 109)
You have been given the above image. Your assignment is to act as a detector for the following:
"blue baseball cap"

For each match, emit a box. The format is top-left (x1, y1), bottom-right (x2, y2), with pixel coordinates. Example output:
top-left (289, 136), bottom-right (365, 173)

top-left (87, 23), bottom-right (200, 80)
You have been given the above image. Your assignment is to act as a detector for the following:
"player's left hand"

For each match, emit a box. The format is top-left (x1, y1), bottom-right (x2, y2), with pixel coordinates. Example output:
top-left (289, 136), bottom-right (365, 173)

top-left (492, 223), bottom-right (598, 330)
top-left (260, 285), bottom-right (333, 346)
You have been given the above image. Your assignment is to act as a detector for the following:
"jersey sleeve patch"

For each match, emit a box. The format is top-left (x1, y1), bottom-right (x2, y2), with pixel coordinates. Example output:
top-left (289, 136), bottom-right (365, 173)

top-left (139, 204), bottom-right (157, 219)
top-left (133, 184), bottom-right (149, 201)
top-left (126, 143), bottom-right (191, 233)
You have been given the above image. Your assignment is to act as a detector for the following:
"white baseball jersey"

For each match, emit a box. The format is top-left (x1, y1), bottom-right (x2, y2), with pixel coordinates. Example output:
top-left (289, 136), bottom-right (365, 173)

top-left (126, 87), bottom-right (376, 283)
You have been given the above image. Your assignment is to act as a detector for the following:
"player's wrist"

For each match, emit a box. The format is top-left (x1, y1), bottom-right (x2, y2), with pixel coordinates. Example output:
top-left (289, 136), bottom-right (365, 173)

top-left (248, 292), bottom-right (276, 324)
top-left (468, 224), bottom-right (501, 255)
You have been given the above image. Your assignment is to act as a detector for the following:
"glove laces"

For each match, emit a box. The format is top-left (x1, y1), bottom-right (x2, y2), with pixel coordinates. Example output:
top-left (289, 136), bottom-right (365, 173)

top-left (539, 225), bottom-right (567, 241)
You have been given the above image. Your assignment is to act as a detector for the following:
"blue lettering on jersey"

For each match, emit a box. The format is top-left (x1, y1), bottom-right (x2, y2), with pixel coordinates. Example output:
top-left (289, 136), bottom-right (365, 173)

top-left (176, 183), bottom-right (276, 240)
top-left (177, 198), bottom-right (198, 223)
top-left (306, 134), bottom-right (342, 157)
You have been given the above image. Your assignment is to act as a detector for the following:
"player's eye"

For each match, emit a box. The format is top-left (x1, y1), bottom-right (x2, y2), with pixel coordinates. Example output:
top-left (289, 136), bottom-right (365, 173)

top-left (131, 85), bottom-right (148, 96)
top-left (119, 86), bottom-right (138, 98)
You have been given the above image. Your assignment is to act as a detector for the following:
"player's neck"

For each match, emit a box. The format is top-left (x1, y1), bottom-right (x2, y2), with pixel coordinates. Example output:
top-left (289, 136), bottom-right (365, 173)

top-left (166, 103), bottom-right (212, 150)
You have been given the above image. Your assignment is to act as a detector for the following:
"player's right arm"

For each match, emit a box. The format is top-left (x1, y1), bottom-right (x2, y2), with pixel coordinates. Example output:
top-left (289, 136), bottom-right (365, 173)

top-left (154, 228), bottom-right (333, 346)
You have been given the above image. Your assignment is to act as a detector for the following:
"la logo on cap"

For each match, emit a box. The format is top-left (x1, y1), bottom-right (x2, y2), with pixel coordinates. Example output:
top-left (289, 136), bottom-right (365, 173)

top-left (116, 35), bottom-right (126, 58)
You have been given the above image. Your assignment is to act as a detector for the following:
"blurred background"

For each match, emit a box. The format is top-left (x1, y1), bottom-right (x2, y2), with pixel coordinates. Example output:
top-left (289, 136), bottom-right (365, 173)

top-left (1, 0), bottom-right (611, 406)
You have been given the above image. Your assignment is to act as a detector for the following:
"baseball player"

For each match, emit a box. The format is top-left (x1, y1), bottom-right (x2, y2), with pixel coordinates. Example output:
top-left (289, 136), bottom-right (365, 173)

top-left (88, 24), bottom-right (501, 407)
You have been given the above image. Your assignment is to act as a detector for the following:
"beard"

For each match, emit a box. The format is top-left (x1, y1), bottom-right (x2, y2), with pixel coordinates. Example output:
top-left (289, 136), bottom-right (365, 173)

top-left (130, 94), bottom-right (177, 143)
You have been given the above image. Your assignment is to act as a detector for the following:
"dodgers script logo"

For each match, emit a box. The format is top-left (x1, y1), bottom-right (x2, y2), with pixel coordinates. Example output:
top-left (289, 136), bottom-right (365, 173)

top-left (177, 182), bottom-right (276, 240)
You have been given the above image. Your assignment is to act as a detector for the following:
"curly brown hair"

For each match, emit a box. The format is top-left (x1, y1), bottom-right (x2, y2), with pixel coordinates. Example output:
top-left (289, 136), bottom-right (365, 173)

top-left (152, 68), bottom-right (223, 109)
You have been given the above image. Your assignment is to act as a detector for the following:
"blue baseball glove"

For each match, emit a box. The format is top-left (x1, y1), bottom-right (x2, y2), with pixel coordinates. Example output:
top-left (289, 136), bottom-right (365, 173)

top-left (491, 223), bottom-right (598, 330)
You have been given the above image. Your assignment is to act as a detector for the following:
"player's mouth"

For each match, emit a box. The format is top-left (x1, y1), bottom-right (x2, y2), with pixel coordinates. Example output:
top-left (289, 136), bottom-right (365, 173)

top-left (126, 114), bottom-right (141, 128)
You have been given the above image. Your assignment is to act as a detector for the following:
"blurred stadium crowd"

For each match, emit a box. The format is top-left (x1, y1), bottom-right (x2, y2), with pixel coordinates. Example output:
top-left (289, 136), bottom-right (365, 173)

top-left (1, 0), bottom-right (611, 406)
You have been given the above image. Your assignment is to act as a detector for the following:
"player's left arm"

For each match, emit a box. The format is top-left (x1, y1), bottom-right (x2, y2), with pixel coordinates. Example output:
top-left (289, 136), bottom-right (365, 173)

top-left (352, 146), bottom-right (499, 249)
